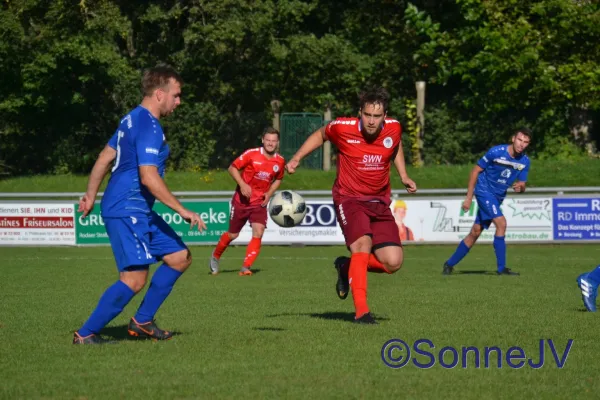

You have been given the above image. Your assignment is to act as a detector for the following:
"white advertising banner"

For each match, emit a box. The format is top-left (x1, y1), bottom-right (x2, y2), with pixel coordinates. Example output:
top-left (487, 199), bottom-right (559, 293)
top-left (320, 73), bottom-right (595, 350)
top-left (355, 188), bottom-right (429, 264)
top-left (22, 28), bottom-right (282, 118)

top-left (235, 197), bottom-right (553, 244)
top-left (0, 203), bottom-right (76, 245)
top-left (396, 196), bottom-right (553, 243)
top-left (237, 200), bottom-right (345, 244)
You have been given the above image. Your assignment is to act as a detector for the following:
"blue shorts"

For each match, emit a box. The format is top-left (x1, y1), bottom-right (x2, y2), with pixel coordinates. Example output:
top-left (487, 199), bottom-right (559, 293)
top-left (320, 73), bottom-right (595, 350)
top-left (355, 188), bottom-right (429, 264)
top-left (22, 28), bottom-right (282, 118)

top-left (104, 211), bottom-right (187, 271)
top-left (474, 194), bottom-right (504, 229)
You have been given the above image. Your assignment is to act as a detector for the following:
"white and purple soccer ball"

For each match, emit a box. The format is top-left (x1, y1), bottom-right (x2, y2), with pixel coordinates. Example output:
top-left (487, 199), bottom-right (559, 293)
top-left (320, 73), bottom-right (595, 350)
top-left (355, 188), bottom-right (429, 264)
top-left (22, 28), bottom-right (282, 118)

top-left (268, 190), bottom-right (308, 228)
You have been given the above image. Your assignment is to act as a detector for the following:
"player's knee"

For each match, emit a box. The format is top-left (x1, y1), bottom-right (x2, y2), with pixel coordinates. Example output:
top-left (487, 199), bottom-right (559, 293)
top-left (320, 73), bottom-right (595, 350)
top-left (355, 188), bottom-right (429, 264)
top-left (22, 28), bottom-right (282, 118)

top-left (121, 277), bottom-right (146, 293)
top-left (252, 229), bottom-right (265, 238)
top-left (493, 219), bottom-right (507, 235)
top-left (384, 251), bottom-right (404, 273)
top-left (349, 236), bottom-right (372, 254)
top-left (228, 232), bottom-right (239, 240)
top-left (165, 249), bottom-right (192, 272)
top-left (471, 225), bottom-right (483, 237)
top-left (386, 260), bottom-right (403, 273)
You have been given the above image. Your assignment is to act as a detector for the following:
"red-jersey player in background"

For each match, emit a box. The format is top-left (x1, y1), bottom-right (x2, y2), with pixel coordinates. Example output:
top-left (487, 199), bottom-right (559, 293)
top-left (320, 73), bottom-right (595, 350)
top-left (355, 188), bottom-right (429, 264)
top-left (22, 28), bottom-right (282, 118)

top-left (210, 127), bottom-right (285, 276)
top-left (286, 87), bottom-right (417, 324)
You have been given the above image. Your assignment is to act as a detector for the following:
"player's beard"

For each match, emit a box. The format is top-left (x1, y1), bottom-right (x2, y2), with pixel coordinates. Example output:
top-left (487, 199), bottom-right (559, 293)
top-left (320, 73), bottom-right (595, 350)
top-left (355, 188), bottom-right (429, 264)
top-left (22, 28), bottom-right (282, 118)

top-left (511, 143), bottom-right (523, 156)
top-left (264, 146), bottom-right (277, 156)
top-left (363, 125), bottom-right (383, 141)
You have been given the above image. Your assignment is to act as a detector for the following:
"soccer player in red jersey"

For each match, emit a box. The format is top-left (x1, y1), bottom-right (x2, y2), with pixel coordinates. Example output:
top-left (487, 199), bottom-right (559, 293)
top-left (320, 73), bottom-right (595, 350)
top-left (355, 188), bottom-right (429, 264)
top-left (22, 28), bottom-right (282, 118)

top-left (210, 127), bottom-right (285, 276)
top-left (286, 87), bottom-right (417, 324)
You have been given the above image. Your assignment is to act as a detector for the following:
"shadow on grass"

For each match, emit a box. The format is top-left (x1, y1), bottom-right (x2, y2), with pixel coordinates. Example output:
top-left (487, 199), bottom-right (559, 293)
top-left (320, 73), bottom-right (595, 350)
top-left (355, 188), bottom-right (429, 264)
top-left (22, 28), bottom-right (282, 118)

top-left (208, 269), bottom-right (262, 275)
top-left (253, 327), bottom-right (286, 331)
top-left (453, 270), bottom-right (497, 275)
top-left (100, 325), bottom-right (182, 341)
top-left (267, 311), bottom-right (390, 323)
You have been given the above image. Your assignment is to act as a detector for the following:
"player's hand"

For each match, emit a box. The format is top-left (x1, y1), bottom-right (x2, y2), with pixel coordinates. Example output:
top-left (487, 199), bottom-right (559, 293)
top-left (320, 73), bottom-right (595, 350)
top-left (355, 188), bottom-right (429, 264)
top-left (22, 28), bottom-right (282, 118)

top-left (512, 181), bottom-right (526, 193)
top-left (240, 182), bottom-right (252, 199)
top-left (462, 197), bottom-right (472, 213)
top-left (261, 195), bottom-right (271, 208)
top-left (285, 159), bottom-right (300, 174)
top-left (180, 209), bottom-right (206, 231)
top-left (78, 193), bottom-right (95, 218)
top-left (402, 177), bottom-right (417, 193)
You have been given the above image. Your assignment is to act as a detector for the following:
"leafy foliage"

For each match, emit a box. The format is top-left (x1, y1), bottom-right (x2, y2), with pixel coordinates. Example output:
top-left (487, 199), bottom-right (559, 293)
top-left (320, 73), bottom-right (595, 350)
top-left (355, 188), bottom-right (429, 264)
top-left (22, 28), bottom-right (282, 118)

top-left (1, 0), bottom-right (599, 176)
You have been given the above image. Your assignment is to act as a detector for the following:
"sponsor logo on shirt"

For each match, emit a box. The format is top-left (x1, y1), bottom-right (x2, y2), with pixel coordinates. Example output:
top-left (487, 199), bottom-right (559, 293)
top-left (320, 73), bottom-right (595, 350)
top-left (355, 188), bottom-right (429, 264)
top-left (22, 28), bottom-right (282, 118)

top-left (255, 171), bottom-right (272, 181)
top-left (347, 139), bottom-right (361, 144)
top-left (145, 147), bottom-right (159, 155)
top-left (329, 120), bottom-right (357, 126)
top-left (494, 158), bottom-right (526, 170)
top-left (363, 155), bottom-right (383, 163)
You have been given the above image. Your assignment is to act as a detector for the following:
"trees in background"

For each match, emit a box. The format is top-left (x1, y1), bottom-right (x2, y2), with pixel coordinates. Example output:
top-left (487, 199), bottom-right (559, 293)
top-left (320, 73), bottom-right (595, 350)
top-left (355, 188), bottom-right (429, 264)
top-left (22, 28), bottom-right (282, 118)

top-left (1, 0), bottom-right (598, 175)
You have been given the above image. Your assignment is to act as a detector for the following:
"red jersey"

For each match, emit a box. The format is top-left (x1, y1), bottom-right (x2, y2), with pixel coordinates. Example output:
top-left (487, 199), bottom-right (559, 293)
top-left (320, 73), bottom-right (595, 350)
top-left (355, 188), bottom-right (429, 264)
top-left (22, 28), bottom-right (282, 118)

top-left (231, 147), bottom-right (285, 206)
top-left (325, 117), bottom-right (402, 206)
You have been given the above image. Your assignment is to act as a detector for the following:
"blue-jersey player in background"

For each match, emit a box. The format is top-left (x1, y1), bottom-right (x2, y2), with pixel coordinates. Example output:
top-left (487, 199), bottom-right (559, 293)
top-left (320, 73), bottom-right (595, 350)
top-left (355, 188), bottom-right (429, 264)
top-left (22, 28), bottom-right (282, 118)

top-left (73, 65), bottom-right (206, 344)
top-left (443, 128), bottom-right (532, 276)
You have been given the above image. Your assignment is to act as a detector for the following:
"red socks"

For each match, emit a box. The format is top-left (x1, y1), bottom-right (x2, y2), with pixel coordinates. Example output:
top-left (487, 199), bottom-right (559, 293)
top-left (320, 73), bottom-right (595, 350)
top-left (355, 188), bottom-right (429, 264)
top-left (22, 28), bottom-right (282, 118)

top-left (367, 254), bottom-right (391, 274)
top-left (213, 233), bottom-right (233, 259)
top-left (349, 252), bottom-right (370, 318)
top-left (243, 237), bottom-right (262, 268)
top-left (346, 253), bottom-right (392, 318)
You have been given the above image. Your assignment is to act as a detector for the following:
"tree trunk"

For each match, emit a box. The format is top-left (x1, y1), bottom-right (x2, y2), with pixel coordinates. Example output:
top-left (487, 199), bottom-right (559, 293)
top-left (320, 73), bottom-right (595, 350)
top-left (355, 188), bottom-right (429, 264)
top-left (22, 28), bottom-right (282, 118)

top-left (570, 107), bottom-right (596, 155)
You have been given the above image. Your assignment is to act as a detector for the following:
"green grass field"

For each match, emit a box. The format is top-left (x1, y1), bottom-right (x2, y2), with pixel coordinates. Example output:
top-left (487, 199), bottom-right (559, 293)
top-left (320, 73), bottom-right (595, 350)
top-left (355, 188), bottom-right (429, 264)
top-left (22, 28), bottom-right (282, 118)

top-left (2, 244), bottom-right (600, 399)
top-left (2, 158), bottom-right (600, 193)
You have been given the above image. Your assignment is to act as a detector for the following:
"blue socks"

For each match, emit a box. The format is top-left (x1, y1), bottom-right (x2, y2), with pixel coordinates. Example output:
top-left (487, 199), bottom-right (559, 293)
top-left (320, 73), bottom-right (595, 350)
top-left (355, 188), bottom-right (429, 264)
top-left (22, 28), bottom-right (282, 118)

top-left (446, 240), bottom-right (471, 267)
top-left (587, 265), bottom-right (600, 282)
top-left (134, 264), bottom-right (182, 324)
top-left (493, 236), bottom-right (506, 272)
top-left (447, 236), bottom-right (507, 272)
top-left (78, 280), bottom-right (135, 337)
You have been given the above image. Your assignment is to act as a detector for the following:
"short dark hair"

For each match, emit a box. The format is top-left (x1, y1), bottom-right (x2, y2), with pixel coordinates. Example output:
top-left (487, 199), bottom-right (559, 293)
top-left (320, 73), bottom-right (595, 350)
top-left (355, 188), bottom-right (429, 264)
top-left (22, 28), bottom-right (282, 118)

top-left (263, 126), bottom-right (280, 139)
top-left (359, 86), bottom-right (390, 113)
top-left (141, 64), bottom-right (183, 97)
top-left (515, 127), bottom-right (532, 140)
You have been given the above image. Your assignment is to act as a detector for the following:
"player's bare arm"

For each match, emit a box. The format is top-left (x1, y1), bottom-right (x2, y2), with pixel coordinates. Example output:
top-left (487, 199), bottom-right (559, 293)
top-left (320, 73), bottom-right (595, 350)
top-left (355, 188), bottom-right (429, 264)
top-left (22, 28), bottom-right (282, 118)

top-left (462, 165), bottom-right (484, 212)
top-left (228, 164), bottom-right (252, 199)
top-left (512, 181), bottom-right (527, 193)
top-left (392, 143), bottom-right (417, 193)
top-left (139, 165), bottom-right (206, 230)
top-left (285, 126), bottom-right (327, 174)
top-left (78, 145), bottom-right (116, 218)
top-left (262, 179), bottom-right (283, 207)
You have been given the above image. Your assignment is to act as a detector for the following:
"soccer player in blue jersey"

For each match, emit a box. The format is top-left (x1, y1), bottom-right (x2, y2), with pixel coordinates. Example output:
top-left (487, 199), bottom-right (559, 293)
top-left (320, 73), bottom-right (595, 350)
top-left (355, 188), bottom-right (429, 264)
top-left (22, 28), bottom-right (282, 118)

top-left (73, 65), bottom-right (206, 344)
top-left (443, 128), bottom-right (532, 276)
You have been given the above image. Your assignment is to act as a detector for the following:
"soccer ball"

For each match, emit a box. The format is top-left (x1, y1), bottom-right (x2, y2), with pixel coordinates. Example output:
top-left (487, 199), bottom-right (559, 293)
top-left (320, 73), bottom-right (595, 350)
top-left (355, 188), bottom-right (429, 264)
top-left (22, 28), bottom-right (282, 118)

top-left (268, 190), bottom-right (308, 227)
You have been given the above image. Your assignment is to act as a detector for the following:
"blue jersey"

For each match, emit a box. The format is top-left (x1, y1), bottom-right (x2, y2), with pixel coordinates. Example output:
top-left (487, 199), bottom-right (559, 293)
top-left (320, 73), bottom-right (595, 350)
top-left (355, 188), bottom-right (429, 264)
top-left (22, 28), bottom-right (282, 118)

top-left (474, 144), bottom-right (530, 201)
top-left (101, 106), bottom-right (169, 218)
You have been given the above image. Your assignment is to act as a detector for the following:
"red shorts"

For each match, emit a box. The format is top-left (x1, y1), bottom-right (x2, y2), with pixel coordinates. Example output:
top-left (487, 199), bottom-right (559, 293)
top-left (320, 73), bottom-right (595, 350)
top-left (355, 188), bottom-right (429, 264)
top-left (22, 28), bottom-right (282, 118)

top-left (334, 198), bottom-right (401, 249)
top-left (228, 201), bottom-right (268, 234)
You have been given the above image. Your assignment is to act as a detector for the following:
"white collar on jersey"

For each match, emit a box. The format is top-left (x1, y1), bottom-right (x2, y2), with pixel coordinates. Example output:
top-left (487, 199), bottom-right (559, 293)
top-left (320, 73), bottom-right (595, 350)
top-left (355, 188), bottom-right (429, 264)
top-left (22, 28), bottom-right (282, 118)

top-left (358, 119), bottom-right (385, 133)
